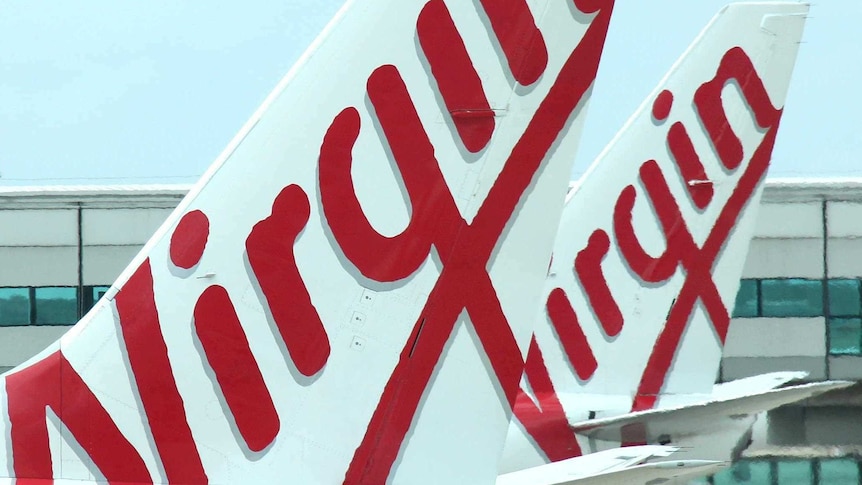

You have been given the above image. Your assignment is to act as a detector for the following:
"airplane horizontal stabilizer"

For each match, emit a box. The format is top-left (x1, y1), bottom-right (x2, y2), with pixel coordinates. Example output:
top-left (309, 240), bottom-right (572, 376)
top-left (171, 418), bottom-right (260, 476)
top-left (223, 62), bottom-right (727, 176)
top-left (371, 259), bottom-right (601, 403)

top-left (560, 460), bottom-right (725, 485)
top-left (571, 380), bottom-right (853, 443)
top-left (496, 445), bottom-right (724, 485)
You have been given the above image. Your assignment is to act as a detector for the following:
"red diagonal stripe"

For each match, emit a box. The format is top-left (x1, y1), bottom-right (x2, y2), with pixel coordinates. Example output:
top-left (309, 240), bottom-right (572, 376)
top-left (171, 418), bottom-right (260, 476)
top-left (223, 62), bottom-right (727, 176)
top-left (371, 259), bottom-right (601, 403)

top-left (418, 0), bottom-right (495, 153)
top-left (339, 3), bottom-right (615, 481)
top-left (478, 0), bottom-right (548, 86)
top-left (667, 122), bottom-right (713, 209)
top-left (546, 288), bottom-right (597, 380)
top-left (115, 260), bottom-right (207, 483)
top-left (194, 285), bottom-right (280, 452)
top-left (7, 352), bottom-right (151, 482)
top-left (514, 338), bottom-right (583, 461)
top-left (245, 184), bottom-right (330, 377)
top-left (575, 230), bottom-right (624, 336)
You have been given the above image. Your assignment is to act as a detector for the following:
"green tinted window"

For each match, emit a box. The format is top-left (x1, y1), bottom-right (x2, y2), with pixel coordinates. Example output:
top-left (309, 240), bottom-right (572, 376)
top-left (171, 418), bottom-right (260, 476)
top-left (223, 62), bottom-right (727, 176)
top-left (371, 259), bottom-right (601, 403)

top-left (713, 460), bottom-right (771, 485)
top-left (761, 279), bottom-right (823, 317)
top-left (776, 460), bottom-right (812, 484)
top-left (0, 288), bottom-right (30, 326)
top-left (91, 285), bottom-right (110, 301)
top-left (829, 279), bottom-right (862, 317)
top-left (820, 459), bottom-right (859, 483)
top-left (82, 285), bottom-right (111, 314)
top-left (733, 279), bottom-right (759, 318)
top-left (35, 287), bottom-right (77, 326)
top-left (829, 317), bottom-right (862, 355)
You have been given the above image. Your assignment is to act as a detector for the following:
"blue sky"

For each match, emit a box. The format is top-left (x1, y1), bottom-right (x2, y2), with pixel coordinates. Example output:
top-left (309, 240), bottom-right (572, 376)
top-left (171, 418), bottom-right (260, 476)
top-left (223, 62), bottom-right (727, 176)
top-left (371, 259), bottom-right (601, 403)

top-left (0, 1), bottom-right (858, 185)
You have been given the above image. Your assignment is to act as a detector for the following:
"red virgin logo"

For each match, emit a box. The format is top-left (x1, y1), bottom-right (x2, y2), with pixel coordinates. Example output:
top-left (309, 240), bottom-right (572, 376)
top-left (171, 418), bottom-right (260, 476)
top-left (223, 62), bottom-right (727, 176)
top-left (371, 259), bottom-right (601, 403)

top-left (515, 46), bottom-right (785, 460)
top-left (4, 1), bottom-right (615, 483)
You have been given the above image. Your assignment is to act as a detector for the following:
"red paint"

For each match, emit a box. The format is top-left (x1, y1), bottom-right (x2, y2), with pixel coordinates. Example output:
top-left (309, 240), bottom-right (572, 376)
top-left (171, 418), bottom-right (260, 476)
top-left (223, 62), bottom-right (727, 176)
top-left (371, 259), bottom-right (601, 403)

top-left (418, 0), bottom-right (495, 153)
top-left (170, 210), bottom-right (210, 270)
top-left (246, 185), bottom-right (330, 377)
top-left (194, 285), bottom-right (280, 452)
top-left (546, 288), bottom-right (598, 380)
top-left (667, 122), bottom-right (713, 209)
top-left (115, 260), bottom-right (208, 483)
top-left (574, 0), bottom-right (613, 13)
top-left (617, 161), bottom-right (729, 410)
top-left (0, 1), bottom-right (617, 481)
top-left (631, 132), bottom-right (779, 411)
top-left (6, 352), bottom-right (150, 482)
top-left (652, 90), bottom-right (673, 121)
top-left (514, 338), bottom-right (583, 461)
top-left (478, 0), bottom-right (548, 86)
top-left (694, 47), bottom-right (779, 171)
top-left (319, 79), bottom-right (455, 284)
top-left (328, 4), bottom-right (614, 480)
top-left (627, 48), bottom-right (782, 411)
top-left (613, 182), bottom-right (679, 283)
top-left (575, 230), bottom-right (623, 336)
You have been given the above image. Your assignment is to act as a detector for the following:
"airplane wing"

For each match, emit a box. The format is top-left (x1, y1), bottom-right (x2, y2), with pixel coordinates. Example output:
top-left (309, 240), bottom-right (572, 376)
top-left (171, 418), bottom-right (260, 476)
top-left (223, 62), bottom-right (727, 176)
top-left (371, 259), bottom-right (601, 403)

top-left (496, 446), bottom-right (724, 485)
top-left (570, 380), bottom-right (853, 443)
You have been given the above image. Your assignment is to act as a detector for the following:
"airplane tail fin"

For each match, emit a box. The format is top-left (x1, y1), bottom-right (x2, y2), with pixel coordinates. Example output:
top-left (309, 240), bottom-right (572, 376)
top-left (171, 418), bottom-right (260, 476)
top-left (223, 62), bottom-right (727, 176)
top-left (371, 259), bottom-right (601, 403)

top-left (535, 1), bottom-right (807, 400)
top-left (512, 1), bottom-right (808, 463)
top-left (0, 0), bottom-right (615, 483)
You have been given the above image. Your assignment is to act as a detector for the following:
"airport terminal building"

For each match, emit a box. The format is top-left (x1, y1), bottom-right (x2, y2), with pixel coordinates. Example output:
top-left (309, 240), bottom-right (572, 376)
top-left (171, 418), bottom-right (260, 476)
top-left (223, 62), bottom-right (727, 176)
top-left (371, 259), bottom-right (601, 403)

top-left (1, 181), bottom-right (862, 484)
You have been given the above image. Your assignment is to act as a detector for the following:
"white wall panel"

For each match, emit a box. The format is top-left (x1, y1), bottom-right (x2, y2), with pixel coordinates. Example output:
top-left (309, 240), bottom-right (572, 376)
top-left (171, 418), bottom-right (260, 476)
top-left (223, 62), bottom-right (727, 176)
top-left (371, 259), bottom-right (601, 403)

top-left (827, 202), bottom-right (862, 238)
top-left (828, 356), bottom-right (862, 380)
top-left (82, 208), bottom-right (172, 246)
top-left (723, 317), bottom-right (826, 358)
top-left (722, 356), bottom-right (825, 382)
top-left (754, 202), bottom-right (821, 238)
top-left (826, 238), bottom-right (862, 278)
top-left (0, 326), bottom-right (69, 367)
top-left (0, 247), bottom-right (77, 286)
top-left (742, 238), bottom-right (824, 278)
top-left (82, 245), bottom-right (141, 285)
top-left (0, 210), bottom-right (76, 247)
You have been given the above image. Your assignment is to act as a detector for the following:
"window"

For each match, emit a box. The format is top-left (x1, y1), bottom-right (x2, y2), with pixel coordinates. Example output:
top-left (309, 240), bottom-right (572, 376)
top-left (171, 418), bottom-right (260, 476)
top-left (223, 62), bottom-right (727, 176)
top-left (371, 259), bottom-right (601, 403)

top-left (827, 279), bottom-right (862, 356)
top-left (819, 459), bottom-right (859, 483)
top-left (34, 287), bottom-right (77, 326)
top-left (82, 285), bottom-right (110, 314)
top-left (732, 278), bottom-right (828, 319)
top-left (776, 460), bottom-right (813, 485)
top-left (712, 460), bottom-right (771, 484)
top-left (0, 288), bottom-right (30, 326)
top-left (760, 279), bottom-right (823, 318)
top-left (732, 279), bottom-right (759, 318)
top-left (92, 286), bottom-right (109, 301)
top-left (828, 279), bottom-right (862, 317)
top-left (709, 458), bottom-right (862, 484)
top-left (0, 285), bottom-right (112, 327)
top-left (829, 317), bottom-right (862, 355)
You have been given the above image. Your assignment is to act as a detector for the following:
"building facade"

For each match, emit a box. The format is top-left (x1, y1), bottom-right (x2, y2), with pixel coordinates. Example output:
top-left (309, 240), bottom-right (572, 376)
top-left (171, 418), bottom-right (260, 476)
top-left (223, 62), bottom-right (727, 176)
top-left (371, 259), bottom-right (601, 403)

top-left (708, 180), bottom-right (862, 484)
top-left (1, 181), bottom-right (862, 484)
top-left (0, 185), bottom-right (186, 373)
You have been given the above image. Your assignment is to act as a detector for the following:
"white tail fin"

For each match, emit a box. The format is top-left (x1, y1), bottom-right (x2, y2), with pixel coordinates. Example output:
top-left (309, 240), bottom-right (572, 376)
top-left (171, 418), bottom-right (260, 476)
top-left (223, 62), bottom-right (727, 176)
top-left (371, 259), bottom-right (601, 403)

top-left (0, 0), bottom-right (615, 483)
top-left (506, 2), bottom-right (808, 467)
